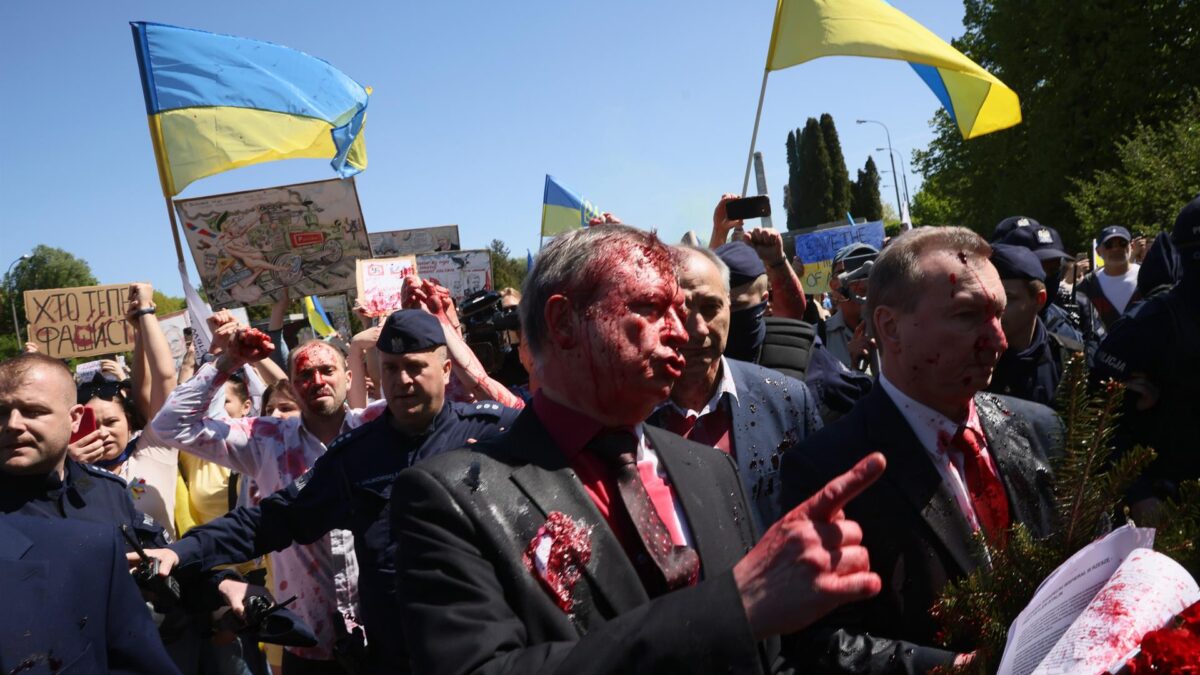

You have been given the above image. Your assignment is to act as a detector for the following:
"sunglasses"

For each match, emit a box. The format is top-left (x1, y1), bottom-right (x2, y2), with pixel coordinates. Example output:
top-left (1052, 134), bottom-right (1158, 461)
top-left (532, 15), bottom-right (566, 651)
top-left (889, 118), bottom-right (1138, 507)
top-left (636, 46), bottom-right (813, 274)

top-left (1103, 239), bottom-right (1129, 249)
top-left (77, 380), bottom-right (131, 405)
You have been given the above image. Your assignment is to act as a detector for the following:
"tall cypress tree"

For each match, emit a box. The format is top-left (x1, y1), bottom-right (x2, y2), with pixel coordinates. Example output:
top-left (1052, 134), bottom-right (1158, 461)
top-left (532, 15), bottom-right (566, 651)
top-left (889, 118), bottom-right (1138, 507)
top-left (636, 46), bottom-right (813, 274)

top-left (851, 156), bottom-right (884, 221)
top-left (820, 113), bottom-right (853, 219)
top-left (797, 117), bottom-right (835, 229)
top-left (785, 129), bottom-right (802, 230)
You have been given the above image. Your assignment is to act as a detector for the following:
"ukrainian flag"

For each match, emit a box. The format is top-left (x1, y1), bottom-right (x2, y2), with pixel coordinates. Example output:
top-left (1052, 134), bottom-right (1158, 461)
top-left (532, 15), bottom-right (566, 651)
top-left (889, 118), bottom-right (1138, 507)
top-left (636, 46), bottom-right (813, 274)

top-left (541, 175), bottom-right (603, 237)
top-left (304, 296), bottom-right (338, 338)
top-left (766, 0), bottom-right (1021, 140)
top-left (131, 22), bottom-right (370, 197)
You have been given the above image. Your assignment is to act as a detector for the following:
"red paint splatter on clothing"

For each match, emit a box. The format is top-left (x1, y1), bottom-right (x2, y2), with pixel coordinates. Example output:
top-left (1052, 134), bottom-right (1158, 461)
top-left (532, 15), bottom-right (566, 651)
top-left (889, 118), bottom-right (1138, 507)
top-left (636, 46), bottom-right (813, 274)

top-left (523, 511), bottom-right (593, 613)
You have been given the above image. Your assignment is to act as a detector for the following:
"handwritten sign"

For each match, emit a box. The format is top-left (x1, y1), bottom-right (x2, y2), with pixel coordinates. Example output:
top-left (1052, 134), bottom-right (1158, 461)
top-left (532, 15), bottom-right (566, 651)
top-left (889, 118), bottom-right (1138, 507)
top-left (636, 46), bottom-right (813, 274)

top-left (368, 225), bottom-right (460, 256)
top-left (25, 283), bottom-right (136, 358)
top-left (416, 250), bottom-right (493, 302)
top-left (356, 256), bottom-right (418, 318)
top-left (793, 221), bottom-right (885, 294)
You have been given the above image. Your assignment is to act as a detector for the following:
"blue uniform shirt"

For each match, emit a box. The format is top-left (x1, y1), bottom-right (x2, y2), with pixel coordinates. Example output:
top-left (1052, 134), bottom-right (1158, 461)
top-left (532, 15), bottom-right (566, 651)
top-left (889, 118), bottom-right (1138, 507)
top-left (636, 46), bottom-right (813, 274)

top-left (169, 400), bottom-right (518, 673)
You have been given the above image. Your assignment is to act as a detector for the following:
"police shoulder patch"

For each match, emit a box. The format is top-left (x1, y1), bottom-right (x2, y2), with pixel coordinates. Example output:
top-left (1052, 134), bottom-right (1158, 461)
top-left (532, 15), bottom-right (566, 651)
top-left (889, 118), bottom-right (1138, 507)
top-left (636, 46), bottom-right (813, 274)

top-left (464, 401), bottom-right (505, 419)
top-left (327, 423), bottom-right (374, 453)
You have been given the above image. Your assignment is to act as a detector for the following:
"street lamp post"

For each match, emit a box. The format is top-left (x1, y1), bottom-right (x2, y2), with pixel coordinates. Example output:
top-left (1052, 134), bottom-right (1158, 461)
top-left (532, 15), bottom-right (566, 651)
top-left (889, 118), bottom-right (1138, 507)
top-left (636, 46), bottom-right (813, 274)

top-left (877, 147), bottom-right (911, 216)
top-left (857, 119), bottom-right (904, 222)
top-left (6, 254), bottom-right (29, 346)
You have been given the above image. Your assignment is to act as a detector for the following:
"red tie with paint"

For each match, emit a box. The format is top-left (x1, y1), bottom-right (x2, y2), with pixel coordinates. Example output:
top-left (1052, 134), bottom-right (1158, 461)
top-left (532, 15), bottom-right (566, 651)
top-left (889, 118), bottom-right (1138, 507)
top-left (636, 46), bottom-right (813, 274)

top-left (948, 425), bottom-right (1011, 544)
top-left (589, 430), bottom-right (700, 595)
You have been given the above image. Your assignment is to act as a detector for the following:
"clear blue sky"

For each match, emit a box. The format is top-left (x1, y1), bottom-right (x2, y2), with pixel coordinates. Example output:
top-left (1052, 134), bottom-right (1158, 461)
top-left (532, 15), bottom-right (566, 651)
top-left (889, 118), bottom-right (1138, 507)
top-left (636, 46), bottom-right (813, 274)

top-left (1, 1), bottom-right (964, 298)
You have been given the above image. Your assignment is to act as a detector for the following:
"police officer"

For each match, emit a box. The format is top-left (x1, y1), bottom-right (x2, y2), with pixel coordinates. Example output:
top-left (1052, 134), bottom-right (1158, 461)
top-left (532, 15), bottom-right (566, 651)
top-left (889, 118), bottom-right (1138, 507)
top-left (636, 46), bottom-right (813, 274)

top-left (142, 309), bottom-right (519, 674)
top-left (993, 216), bottom-right (1089, 347)
top-left (987, 244), bottom-right (1080, 406)
top-left (1093, 196), bottom-right (1200, 511)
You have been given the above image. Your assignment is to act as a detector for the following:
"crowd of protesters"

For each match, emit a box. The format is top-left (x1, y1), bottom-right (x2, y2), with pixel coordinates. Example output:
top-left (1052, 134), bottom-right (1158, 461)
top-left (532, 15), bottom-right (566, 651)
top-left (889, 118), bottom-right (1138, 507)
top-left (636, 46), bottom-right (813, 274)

top-left (1, 192), bottom-right (1198, 674)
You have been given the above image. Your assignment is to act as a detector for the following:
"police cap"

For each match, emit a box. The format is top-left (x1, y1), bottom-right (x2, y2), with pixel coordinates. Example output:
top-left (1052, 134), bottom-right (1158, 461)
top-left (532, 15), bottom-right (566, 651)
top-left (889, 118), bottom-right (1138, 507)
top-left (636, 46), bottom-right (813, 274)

top-left (991, 243), bottom-right (1046, 282)
top-left (1172, 196), bottom-right (1200, 250)
top-left (991, 215), bottom-right (1039, 243)
top-left (715, 242), bottom-right (766, 286)
top-left (999, 222), bottom-right (1071, 262)
top-left (377, 309), bottom-right (446, 355)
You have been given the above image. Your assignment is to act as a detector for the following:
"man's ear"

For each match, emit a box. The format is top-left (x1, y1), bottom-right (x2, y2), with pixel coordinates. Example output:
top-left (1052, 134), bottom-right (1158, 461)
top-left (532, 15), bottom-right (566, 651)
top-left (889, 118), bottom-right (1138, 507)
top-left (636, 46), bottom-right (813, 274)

top-left (69, 404), bottom-right (84, 433)
top-left (873, 306), bottom-right (901, 356)
top-left (1036, 287), bottom-right (1048, 311)
top-left (543, 295), bottom-right (578, 350)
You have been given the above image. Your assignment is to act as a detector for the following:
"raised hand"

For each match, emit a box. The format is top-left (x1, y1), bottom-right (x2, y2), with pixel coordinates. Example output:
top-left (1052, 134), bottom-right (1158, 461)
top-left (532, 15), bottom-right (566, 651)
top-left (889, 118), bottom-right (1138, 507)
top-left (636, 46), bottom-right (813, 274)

top-left (732, 452), bottom-right (886, 639)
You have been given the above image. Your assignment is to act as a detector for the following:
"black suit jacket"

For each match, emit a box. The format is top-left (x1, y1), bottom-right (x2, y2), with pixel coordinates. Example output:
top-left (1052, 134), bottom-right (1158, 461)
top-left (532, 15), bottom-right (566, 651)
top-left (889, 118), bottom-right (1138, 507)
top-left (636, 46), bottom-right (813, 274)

top-left (779, 387), bottom-right (1061, 674)
top-left (0, 514), bottom-right (179, 675)
top-left (391, 407), bottom-right (778, 675)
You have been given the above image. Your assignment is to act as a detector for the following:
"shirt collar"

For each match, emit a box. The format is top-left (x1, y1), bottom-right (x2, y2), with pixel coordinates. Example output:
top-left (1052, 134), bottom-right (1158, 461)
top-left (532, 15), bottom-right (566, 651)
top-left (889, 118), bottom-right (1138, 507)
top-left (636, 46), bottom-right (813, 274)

top-left (531, 390), bottom-right (643, 462)
top-left (658, 356), bottom-right (738, 419)
top-left (878, 372), bottom-right (983, 457)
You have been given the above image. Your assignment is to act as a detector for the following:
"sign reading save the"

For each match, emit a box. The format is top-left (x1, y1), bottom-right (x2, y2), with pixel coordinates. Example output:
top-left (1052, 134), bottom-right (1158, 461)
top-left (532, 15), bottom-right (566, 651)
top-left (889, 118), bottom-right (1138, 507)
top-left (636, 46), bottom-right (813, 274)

top-left (25, 283), bottom-right (136, 358)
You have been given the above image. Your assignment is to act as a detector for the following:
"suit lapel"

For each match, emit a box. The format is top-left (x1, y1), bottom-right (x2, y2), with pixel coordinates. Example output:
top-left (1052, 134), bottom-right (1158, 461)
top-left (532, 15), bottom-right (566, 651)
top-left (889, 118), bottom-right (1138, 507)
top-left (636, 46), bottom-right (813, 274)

top-left (648, 426), bottom-right (754, 577)
top-left (975, 394), bottom-right (1053, 537)
top-left (864, 388), bottom-right (983, 574)
top-left (504, 411), bottom-right (649, 618)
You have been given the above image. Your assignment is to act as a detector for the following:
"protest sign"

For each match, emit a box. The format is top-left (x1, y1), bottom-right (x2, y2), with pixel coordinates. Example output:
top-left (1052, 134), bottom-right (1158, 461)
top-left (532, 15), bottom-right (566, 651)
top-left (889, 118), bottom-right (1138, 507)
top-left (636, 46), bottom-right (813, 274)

top-left (158, 309), bottom-right (190, 369)
top-left (356, 256), bottom-right (418, 318)
top-left (792, 221), bottom-right (886, 294)
top-left (416, 250), bottom-right (493, 302)
top-left (25, 283), bottom-right (136, 358)
top-left (175, 178), bottom-right (372, 309)
top-left (317, 294), bottom-right (352, 337)
top-left (368, 225), bottom-right (460, 256)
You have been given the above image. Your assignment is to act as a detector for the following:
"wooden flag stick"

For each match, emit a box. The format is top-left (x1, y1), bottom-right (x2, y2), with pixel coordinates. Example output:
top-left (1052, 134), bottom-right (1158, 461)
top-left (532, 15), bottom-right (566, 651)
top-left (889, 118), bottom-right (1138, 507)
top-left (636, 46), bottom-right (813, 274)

top-left (741, 70), bottom-right (771, 198)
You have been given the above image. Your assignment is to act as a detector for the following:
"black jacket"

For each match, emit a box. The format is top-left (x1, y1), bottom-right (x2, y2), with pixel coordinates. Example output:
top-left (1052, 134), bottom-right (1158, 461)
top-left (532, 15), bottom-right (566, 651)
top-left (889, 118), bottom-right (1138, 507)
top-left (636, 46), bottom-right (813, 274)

top-left (779, 387), bottom-right (1061, 674)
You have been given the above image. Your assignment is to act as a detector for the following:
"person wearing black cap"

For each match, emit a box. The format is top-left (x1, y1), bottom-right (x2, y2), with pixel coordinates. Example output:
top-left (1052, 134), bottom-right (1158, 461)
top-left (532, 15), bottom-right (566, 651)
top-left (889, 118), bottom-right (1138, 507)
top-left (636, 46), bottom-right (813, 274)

top-left (1093, 197), bottom-right (1200, 518)
top-left (137, 310), bottom-right (519, 673)
top-left (987, 244), bottom-right (1080, 406)
top-left (1077, 225), bottom-right (1142, 329)
top-left (823, 242), bottom-right (881, 374)
top-left (993, 218), bottom-right (1089, 348)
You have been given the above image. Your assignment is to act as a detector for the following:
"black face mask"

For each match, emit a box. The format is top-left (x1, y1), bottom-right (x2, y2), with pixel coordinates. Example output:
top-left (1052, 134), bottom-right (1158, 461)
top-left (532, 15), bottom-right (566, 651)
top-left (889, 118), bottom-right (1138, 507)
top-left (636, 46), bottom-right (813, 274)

top-left (724, 301), bottom-right (768, 362)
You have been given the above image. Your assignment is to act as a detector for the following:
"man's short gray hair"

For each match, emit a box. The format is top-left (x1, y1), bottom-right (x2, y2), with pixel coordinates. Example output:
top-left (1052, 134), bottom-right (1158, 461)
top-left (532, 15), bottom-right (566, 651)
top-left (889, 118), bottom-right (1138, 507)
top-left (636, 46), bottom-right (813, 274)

top-left (675, 245), bottom-right (731, 292)
top-left (520, 224), bottom-right (671, 359)
top-left (865, 226), bottom-right (992, 338)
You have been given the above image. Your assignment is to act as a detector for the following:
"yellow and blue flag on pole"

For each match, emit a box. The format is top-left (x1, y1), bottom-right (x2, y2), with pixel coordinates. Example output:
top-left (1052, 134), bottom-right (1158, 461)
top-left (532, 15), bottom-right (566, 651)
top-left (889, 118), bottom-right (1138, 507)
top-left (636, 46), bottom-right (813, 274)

top-left (130, 22), bottom-right (370, 197)
top-left (304, 296), bottom-right (338, 338)
top-left (765, 0), bottom-right (1021, 139)
top-left (541, 175), bottom-right (603, 237)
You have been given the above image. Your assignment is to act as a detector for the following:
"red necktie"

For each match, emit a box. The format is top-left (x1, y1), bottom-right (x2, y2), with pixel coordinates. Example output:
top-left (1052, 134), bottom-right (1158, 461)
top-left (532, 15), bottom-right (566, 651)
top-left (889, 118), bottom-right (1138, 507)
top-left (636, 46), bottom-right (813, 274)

top-left (589, 430), bottom-right (700, 595)
top-left (948, 426), bottom-right (1011, 544)
top-left (660, 408), bottom-right (698, 438)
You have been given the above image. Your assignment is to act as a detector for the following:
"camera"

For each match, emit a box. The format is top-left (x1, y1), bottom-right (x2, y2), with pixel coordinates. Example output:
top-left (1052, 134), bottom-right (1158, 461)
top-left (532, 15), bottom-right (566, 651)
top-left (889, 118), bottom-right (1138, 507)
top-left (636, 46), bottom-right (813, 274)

top-left (458, 290), bottom-right (526, 383)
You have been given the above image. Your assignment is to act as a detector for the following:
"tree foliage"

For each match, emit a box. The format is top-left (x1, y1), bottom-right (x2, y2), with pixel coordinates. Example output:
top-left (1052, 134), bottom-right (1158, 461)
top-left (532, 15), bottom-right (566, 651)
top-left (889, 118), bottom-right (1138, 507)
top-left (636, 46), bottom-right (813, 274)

top-left (489, 239), bottom-right (528, 292)
top-left (0, 245), bottom-right (97, 337)
top-left (851, 156), bottom-right (884, 222)
top-left (820, 114), bottom-right (853, 220)
top-left (912, 0), bottom-right (1200, 251)
top-left (793, 118), bottom-right (835, 229)
top-left (1066, 94), bottom-right (1200, 238)
top-left (785, 130), bottom-right (802, 230)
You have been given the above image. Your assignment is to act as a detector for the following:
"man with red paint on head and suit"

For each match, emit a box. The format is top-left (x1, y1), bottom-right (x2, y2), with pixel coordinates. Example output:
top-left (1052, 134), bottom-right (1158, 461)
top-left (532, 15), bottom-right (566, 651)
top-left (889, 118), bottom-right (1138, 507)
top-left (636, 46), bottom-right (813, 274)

top-left (390, 224), bottom-right (889, 674)
top-left (780, 227), bottom-right (1061, 674)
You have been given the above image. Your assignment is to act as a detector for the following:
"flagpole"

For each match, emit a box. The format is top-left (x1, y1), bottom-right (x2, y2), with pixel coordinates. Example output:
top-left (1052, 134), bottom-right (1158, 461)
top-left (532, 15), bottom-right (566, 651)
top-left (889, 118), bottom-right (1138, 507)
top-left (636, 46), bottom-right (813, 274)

top-left (144, 116), bottom-right (188, 268)
top-left (741, 70), bottom-right (771, 197)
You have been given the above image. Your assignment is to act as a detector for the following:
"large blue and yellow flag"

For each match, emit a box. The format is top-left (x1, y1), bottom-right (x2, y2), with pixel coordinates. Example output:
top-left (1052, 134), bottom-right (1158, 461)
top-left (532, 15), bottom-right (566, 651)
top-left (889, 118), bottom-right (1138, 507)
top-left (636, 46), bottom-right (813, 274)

top-left (766, 0), bottom-right (1020, 139)
top-left (131, 22), bottom-right (370, 196)
top-left (541, 175), bottom-right (603, 237)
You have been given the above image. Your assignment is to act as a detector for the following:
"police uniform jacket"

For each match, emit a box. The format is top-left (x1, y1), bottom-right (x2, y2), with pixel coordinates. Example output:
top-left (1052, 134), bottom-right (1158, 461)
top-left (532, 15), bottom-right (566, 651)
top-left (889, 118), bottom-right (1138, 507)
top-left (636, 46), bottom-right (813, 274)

top-left (988, 317), bottom-right (1076, 407)
top-left (169, 400), bottom-right (518, 673)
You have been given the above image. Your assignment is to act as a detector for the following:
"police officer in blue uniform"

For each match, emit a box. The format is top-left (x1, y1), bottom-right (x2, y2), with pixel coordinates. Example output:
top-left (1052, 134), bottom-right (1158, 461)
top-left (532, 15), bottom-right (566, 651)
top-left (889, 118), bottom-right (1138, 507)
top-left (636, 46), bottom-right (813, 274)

top-left (146, 309), bottom-right (519, 674)
top-left (993, 217), bottom-right (1090, 349)
top-left (987, 243), bottom-right (1080, 406)
top-left (1093, 196), bottom-right (1200, 509)
top-left (0, 353), bottom-right (182, 674)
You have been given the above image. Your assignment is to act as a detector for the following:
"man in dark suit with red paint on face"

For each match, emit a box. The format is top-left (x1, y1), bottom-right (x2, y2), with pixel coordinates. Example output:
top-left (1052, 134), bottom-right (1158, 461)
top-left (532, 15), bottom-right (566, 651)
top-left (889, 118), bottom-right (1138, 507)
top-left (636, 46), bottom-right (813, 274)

top-left (390, 223), bottom-right (888, 675)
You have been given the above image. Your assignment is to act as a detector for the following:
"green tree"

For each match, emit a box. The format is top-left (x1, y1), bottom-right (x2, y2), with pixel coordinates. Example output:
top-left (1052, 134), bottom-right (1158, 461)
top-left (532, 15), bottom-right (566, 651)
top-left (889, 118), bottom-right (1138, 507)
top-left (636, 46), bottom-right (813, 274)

top-left (1, 245), bottom-right (97, 339)
top-left (1066, 95), bottom-right (1200, 237)
top-left (796, 117), bottom-right (836, 229)
top-left (820, 113), bottom-right (853, 219)
top-left (910, 173), bottom-right (963, 226)
top-left (785, 129), bottom-right (803, 230)
top-left (912, 0), bottom-right (1200, 251)
top-left (489, 239), bottom-right (528, 292)
top-left (851, 156), bottom-right (884, 221)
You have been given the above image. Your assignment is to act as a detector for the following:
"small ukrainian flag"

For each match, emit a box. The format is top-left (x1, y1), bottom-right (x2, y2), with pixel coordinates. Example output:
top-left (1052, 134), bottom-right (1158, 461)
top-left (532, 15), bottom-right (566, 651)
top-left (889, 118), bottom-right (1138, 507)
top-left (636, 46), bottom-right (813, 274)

top-left (305, 296), bottom-right (338, 338)
top-left (541, 175), bottom-right (603, 237)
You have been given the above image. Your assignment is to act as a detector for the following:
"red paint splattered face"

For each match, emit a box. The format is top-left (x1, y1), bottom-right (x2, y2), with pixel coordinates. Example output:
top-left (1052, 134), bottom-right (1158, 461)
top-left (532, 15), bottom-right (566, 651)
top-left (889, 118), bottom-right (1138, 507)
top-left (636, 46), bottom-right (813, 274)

top-left (290, 343), bottom-right (350, 417)
top-left (573, 245), bottom-right (688, 424)
top-left (892, 250), bottom-right (1008, 415)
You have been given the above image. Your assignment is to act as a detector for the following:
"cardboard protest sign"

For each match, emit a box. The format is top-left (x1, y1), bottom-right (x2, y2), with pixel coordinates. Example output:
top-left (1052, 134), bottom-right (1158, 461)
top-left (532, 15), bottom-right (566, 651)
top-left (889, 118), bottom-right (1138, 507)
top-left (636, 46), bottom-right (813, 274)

top-left (356, 256), bottom-right (418, 317)
top-left (25, 283), bottom-right (136, 358)
top-left (157, 309), bottom-right (190, 369)
top-left (792, 221), bottom-right (886, 294)
top-left (369, 225), bottom-right (460, 256)
top-left (416, 250), bottom-right (493, 302)
top-left (175, 178), bottom-right (372, 309)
